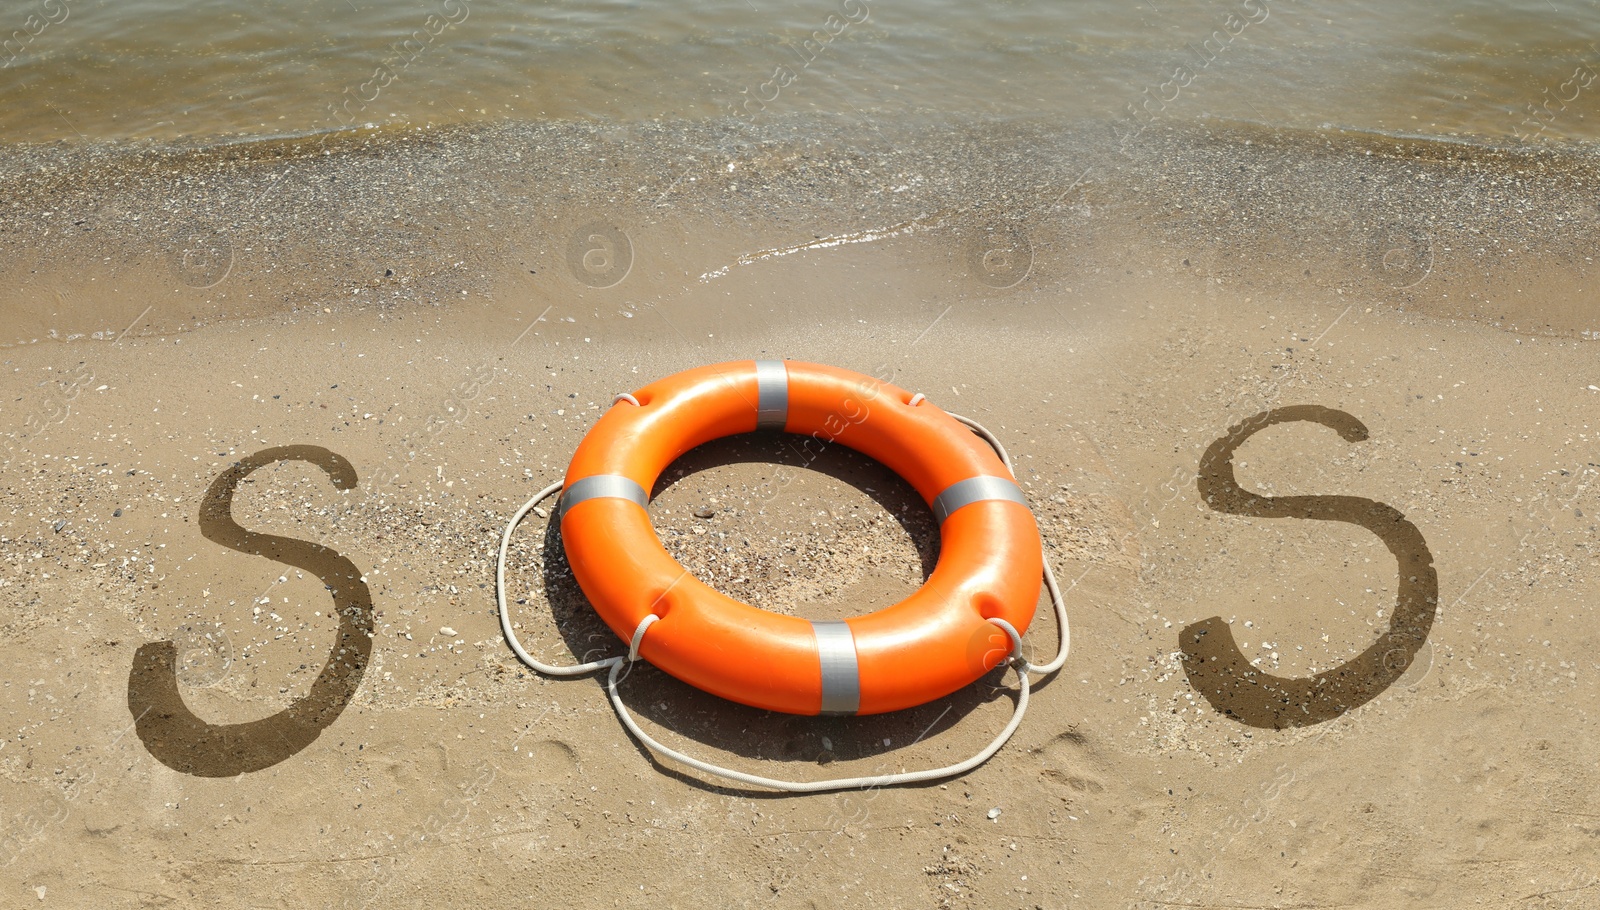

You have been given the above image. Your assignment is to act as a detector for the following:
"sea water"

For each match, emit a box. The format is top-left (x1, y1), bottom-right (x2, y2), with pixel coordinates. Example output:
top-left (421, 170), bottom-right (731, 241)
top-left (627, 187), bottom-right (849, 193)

top-left (2, 0), bottom-right (1598, 147)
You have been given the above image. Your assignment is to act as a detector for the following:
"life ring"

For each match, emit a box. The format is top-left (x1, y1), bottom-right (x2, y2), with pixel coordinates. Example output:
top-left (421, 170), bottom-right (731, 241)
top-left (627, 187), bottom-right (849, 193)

top-left (557, 360), bottom-right (1045, 716)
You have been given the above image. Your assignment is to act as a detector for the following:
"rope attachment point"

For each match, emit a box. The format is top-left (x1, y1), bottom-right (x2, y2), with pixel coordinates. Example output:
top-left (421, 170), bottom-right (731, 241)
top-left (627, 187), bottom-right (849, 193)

top-left (985, 618), bottom-right (1031, 673)
top-left (628, 614), bottom-right (659, 662)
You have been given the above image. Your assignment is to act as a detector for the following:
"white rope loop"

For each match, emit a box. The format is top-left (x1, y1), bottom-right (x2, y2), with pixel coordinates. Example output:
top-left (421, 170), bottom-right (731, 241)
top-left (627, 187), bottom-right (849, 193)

top-left (614, 392), bottom-right (641, 407)
top-left (494, 406), bottom-right (1072, 791)
top-left (496, 481), bottom-right (625, 676)
top-left (604, 654), bottom-right (1031, 793)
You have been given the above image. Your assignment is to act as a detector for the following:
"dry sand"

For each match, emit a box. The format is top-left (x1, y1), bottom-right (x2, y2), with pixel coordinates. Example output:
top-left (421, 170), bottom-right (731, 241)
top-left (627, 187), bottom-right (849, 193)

top-left (2, 119), bottom-right (1598, 907)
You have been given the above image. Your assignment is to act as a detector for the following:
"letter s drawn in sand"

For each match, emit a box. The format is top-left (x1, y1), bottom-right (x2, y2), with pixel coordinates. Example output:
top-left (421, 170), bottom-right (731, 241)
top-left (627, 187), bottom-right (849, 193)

top-left (1180, 406), bottom-right (1438, 729)
top-left (127, 446), bottom-right (374, 776)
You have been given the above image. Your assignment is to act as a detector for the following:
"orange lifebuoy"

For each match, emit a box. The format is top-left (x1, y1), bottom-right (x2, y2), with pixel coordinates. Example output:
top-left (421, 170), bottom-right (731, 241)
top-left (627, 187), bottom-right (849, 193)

top-left (559, 360), bottom-right (1044, 715)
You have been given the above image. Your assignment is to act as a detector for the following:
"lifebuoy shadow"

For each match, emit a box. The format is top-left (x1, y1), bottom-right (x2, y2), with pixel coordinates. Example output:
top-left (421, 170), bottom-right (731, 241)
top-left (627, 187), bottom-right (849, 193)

top-left (530, 433), bottom-right (1036, 790)
top-left (128, 446), bottom-right (374, 777)
top-left (651, 431), bottom-right (940, 578)
top-left (1181, 406), bottom-right (1438, 729)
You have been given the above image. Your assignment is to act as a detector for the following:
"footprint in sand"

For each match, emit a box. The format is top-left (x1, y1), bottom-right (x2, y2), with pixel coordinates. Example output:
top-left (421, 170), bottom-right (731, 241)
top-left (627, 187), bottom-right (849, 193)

top-left (1039, 729), bottom-right (1108, 797)
top-left (520, 738), bottom-right (578, 778)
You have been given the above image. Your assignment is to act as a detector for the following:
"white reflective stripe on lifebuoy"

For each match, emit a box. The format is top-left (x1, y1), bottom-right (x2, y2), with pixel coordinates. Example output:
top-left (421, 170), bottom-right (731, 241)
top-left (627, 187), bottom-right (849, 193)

top-left (755, 359), bottom-right (788, 430)
top-left (812, 620), bottom-right (860, 715)
top-left (560, 474), bottom-right (650, 519)
top-left (929, 475), bottom-right (1029, 525)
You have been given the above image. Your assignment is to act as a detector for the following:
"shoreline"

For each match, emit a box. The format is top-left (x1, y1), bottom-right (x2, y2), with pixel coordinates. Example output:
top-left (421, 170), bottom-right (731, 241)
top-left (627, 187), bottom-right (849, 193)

top-left (3, 117), bottom-right (1597, 354)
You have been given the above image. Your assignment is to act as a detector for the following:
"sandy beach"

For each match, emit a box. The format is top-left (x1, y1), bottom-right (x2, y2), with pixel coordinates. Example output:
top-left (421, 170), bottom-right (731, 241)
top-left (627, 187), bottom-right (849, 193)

top-left (2, 117), bottom-right (1598, 907)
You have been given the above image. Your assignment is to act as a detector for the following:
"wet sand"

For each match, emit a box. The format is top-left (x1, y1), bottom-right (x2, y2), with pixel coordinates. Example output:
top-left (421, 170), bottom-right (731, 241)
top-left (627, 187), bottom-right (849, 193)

top-left (2, 120), bottom-right (1599, 907)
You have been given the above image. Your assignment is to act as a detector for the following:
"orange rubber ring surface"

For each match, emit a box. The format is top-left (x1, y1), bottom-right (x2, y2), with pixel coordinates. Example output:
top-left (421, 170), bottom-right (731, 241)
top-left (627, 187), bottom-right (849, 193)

top-left (559, 360), bottom-right (1044, 715)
